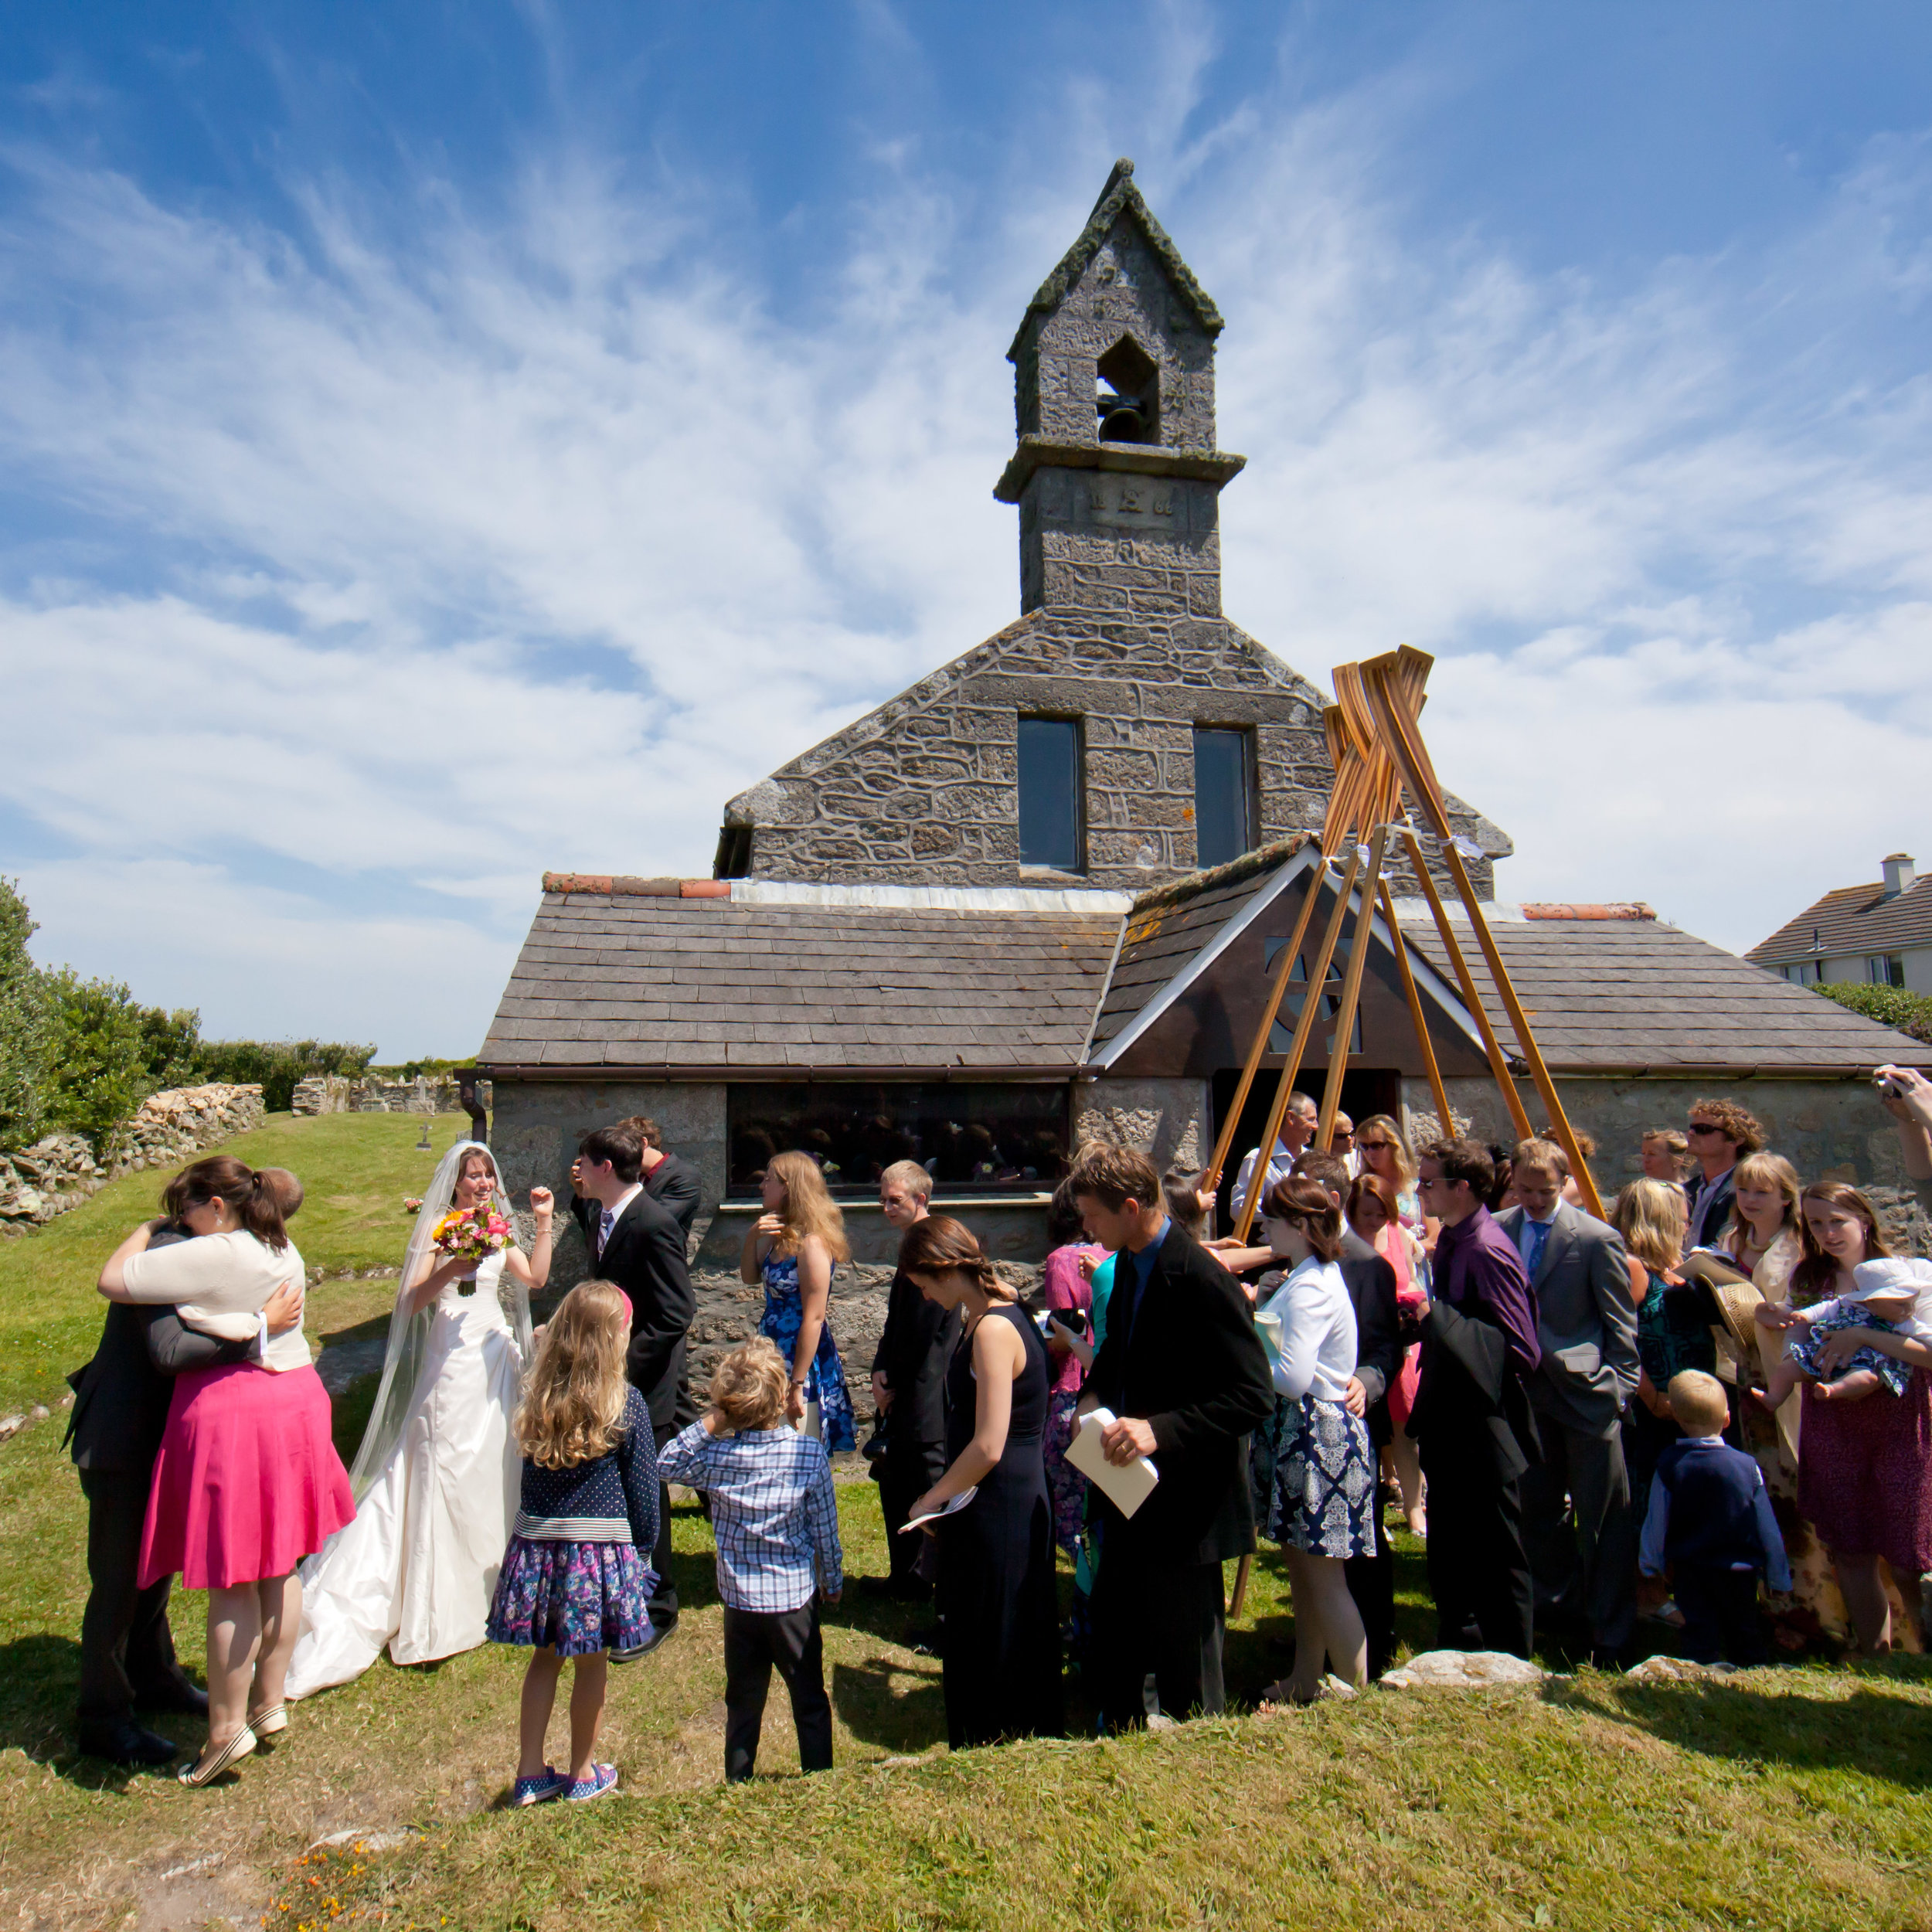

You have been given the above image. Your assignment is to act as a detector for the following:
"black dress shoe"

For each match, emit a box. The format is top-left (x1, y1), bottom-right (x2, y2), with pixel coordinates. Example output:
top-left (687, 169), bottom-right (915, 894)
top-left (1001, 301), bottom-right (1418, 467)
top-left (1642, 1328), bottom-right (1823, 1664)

top-left (611, 1617), bottom-right (678, 1664)
top-left (77, 1719), bottom-right (180, 1766)
top-left (136, 1680), bottom-right (209, 1719)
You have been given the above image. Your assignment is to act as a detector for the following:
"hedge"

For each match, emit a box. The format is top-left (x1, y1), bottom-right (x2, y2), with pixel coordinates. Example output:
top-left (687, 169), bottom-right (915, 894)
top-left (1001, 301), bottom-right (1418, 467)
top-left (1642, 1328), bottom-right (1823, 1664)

top-left (1814, 981), bottom-right (1932, 1045)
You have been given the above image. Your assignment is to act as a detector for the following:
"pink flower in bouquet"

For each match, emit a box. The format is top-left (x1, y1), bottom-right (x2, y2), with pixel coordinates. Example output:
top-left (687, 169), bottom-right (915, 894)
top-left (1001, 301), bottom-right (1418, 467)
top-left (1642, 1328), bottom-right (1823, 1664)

top-left (431, 1204), bottom-right (513, 1262)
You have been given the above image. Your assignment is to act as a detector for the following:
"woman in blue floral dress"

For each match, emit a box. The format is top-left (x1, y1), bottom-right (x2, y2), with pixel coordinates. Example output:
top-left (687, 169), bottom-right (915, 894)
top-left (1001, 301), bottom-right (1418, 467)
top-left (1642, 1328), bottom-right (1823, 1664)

top-left (739, 1151), bottom-right (856, 1451)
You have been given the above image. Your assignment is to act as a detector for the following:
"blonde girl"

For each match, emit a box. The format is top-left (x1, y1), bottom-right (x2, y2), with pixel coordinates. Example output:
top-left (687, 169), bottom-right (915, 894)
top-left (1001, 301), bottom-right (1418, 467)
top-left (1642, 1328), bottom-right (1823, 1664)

top-left (740, 1150), bottom-right (857, 1448)
top-left (1353, 1115), bottom-right (1425, 1236)
top-left (485, 1281), bottom-right (658, 1806)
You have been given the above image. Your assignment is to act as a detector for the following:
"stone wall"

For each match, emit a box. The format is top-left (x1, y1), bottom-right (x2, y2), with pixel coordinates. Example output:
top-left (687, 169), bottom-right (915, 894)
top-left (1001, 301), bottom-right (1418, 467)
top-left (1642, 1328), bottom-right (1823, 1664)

top-left (1075, 1075), bottom-right (1209, 1173)
top-left (292, 1073), bottom-right (492, 1117)
top-left (724, 608), bottom-right (1508, 899)
top-left (1403, 1074), bottom-right (1932, 1255)
top-left (0, 1083), bottom-right (267, 1232)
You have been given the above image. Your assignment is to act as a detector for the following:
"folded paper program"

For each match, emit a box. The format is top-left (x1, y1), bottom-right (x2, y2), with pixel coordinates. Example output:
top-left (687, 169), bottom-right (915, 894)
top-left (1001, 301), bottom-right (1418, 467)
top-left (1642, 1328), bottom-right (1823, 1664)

top-left (1064, 1406), bottom-right (1159, 1519)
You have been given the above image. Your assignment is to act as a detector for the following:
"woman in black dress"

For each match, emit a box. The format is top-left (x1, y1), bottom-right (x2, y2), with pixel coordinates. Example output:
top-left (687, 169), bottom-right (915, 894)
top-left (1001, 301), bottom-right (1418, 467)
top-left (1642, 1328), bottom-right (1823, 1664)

top-left (900, 1216), bottom-right (1063, 1748)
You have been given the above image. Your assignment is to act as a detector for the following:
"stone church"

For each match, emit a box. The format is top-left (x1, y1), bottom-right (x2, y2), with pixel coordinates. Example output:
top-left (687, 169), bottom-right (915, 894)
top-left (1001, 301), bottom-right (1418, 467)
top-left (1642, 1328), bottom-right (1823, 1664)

top-left (480, 161), bottom-right (1929, 1369)
top-left (711, 158), bottom-right (1505, 902)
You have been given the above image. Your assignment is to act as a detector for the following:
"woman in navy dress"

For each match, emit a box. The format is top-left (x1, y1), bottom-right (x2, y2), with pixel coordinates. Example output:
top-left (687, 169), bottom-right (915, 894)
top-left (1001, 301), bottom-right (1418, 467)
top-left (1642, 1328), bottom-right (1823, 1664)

top-left (740, 1151), bottom-right (856, 1451)
top-left (900, 1216), bottom-right (1063, 1748)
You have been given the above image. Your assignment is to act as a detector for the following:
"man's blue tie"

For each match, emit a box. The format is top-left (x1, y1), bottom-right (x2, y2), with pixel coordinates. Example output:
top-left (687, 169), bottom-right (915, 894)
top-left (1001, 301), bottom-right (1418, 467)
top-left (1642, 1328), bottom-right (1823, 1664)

top-left (1526, 1217), bottom-right (1551, 1280)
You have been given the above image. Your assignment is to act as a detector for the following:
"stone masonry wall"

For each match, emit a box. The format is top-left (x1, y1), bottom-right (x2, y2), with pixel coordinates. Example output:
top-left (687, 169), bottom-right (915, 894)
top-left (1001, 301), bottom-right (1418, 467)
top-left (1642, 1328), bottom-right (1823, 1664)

top-left (1403, 1073), bottom-right (1932, 1257)
top-left (292, 1073), bottom-right (492, 1117)
top-left (1075, 1075), bottom-right (1210, 1173)
top-left (1013, 221), bottom-right (1217, 451)
top-left (728, 608), bottom-right (1508, 897)
top-left (0, 1083), bottom-right (267, 1232)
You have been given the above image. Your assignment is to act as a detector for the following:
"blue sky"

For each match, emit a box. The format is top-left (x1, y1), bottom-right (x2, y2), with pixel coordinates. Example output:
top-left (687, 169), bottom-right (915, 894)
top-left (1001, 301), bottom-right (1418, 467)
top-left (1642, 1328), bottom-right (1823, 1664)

top-left (2, 2), bottom-right (1928, 1053)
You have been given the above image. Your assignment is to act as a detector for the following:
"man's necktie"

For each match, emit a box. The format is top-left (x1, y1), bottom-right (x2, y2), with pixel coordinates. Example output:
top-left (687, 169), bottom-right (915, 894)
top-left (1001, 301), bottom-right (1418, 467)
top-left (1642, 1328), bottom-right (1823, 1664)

top-left (597, 1206), bottom-right (614, 1261)
top-left (1526, 1217), bottom-right (1551, 1281)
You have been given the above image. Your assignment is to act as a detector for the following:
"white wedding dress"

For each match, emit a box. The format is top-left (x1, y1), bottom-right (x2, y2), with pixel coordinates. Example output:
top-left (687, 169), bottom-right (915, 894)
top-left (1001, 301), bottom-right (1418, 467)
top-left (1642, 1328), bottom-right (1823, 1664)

top-left (286, 1249), bottom-right (525, 1696)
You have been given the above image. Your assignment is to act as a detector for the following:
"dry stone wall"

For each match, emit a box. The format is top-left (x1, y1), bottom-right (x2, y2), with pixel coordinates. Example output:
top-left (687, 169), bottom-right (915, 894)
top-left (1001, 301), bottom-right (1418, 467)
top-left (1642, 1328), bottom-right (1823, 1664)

top-left (0, 1083), bottom-right (267, 1232)
top-left (293, 1073), bottom-right (490, 1117)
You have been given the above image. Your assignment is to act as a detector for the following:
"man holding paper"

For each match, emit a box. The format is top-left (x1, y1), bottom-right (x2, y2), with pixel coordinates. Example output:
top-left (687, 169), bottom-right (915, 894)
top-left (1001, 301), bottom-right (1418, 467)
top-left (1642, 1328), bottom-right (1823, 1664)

top-left (1069, 1142), bottom-right (1276, 1728)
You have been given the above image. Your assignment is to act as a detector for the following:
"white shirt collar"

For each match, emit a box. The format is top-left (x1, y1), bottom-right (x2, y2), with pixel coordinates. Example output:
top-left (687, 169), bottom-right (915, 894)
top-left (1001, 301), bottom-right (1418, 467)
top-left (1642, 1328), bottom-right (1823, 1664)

top-left (602, 1182), bottom-right (644, 1228)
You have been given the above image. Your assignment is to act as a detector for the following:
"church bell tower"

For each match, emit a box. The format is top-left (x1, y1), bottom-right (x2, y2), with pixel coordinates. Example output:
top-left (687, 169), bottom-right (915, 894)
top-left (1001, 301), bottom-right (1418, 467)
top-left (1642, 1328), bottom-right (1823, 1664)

top-left (995, 158), bottom-right (1247, 617)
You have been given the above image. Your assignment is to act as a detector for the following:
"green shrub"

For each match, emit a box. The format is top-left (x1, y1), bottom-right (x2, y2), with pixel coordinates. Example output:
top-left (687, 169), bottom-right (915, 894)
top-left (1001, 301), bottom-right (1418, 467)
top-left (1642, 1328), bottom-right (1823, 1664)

top-left (1814, 981), bottom-right (1932, 1044)
top-left (192, 1038), bottom-right (378, 1112)
top-left (39, 969), bottom-right (197, 1147)
top-left (0, 881), bottom-right (51, 1153)
top-left (366, 1056), bottom-right (476, 1080)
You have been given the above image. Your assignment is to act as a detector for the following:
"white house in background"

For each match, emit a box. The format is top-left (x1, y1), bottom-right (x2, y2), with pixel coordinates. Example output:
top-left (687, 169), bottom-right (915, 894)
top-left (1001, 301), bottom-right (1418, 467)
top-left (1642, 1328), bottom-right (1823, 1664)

top-left (1747, 852), bottom-right (1932, 992)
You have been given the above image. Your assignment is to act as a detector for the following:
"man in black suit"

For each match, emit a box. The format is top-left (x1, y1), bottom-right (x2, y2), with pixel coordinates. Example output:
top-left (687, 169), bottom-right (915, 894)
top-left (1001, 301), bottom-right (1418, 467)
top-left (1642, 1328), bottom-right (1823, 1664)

top-left (577, 1124), bottom-right (696, 1658)
top-left (863, 1159), bottom-right (959, 1600)
top-left (1073, 1143), bottom-right (1275, 1728)
top-left (573, 1116), bottom-right (704, 1427)
top-left (65, 1183), bottom-right (305, 1764)
top-left (1293, 1150), bottom-right (1403, 1676)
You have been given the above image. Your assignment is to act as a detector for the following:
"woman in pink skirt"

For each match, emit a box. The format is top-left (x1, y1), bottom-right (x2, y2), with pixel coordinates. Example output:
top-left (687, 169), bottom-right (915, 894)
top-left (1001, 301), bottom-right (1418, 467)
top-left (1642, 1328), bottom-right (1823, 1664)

top-left (97, 1155), bottom-right (353, 1784)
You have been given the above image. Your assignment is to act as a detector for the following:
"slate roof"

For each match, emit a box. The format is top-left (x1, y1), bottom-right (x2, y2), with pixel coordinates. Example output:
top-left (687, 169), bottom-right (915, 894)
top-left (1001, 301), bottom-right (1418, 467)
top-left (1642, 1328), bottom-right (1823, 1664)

top-left (1403, 914), bottom-right (1931, 1075)
top-left (478, 888), bottom-right (1123, 1077)
top-left (1087, 836), bottom-right (1315, 1057)
top-left (1746, 874), bottom-right (1932, 967)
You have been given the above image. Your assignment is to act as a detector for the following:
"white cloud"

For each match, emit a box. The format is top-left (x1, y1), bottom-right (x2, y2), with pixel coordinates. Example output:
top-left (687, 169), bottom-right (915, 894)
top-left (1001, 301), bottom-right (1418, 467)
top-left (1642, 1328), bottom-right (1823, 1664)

top-left (0, 40), bottom-right (1929, 1050)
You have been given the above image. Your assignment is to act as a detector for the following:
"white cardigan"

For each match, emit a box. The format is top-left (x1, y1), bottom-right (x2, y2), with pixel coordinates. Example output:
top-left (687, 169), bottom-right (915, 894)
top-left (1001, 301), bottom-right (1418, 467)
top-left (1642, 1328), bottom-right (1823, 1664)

top-left (121, 1230), bottom-right (311, 1372)
top-left (1257, 1256), bottom-right (1357, 1403)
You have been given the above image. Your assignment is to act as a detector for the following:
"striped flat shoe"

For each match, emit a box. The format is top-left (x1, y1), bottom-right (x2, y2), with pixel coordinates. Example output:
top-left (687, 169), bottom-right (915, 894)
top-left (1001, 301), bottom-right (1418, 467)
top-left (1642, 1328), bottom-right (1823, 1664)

top-left (178, 1725), bottom-right (257, 1787)
top-left (248, 1703), bottom-right (288, 1738)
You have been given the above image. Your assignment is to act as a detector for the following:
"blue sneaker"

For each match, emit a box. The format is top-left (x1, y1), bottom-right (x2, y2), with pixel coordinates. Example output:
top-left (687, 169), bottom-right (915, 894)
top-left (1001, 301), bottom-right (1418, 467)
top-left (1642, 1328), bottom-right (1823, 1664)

top-left (512, 1766), bottom-right (567, 1807)
top-left (561, 1762), bottom-right (619, 1802)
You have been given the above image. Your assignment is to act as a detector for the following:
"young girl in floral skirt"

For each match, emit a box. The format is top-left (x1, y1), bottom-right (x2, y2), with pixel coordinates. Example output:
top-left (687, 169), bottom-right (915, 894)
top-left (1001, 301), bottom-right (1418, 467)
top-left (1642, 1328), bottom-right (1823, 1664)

top-left (486, 1280), bottom-right (658, 1805)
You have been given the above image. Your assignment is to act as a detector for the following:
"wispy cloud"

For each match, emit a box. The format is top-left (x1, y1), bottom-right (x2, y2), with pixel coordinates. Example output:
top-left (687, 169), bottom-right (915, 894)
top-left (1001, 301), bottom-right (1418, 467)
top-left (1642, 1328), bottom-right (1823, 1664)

top-left (0, 23), bottom-right (1928, 1050)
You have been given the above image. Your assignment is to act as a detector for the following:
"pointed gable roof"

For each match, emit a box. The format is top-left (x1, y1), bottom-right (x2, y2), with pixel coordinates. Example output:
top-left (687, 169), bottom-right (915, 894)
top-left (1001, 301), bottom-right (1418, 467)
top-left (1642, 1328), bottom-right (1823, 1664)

top-left (1009, 158), bottom-right (1224, 359)
top-left (1745, 874), bottom-right (1932, 967)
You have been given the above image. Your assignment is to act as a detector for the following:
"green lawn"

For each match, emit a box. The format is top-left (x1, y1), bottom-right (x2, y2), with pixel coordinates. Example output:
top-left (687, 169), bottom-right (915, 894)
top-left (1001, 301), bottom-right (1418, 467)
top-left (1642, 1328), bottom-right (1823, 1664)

top-left (2, 1115), bottom-right (1930, 1929)
top-left (0, 1112), bottom-right (470, 1415)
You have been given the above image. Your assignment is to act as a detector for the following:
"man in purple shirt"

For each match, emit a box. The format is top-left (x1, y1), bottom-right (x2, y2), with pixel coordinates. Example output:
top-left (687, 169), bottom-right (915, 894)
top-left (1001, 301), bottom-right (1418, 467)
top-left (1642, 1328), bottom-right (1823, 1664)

top-left (1408, 1138), bottom-right (1543, 1658)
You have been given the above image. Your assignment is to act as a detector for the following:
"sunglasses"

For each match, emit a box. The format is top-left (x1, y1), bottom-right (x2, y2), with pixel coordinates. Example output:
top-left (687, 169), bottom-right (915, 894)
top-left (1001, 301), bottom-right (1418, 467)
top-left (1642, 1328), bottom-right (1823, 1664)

top-left (1358, 1139), bottom-right (1392, 1151)
top-left (1686, 1123), bottom-right (1723, 1137)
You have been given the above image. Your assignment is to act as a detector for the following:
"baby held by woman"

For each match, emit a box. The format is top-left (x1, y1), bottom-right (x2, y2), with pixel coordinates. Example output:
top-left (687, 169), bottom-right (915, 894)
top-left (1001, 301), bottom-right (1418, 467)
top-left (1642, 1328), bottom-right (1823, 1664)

top-left (1760, 1257), bottom-right (1932, 1405)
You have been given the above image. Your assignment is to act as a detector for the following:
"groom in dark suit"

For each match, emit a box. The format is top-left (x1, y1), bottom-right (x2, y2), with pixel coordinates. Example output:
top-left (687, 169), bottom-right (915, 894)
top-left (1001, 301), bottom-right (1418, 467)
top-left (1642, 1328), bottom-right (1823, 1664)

top-left (1073, 1142), bottom-right (1275, 1728)
top-left (65, 1174), bottom-right (306, 1763)
top-left (576, 1123), bottom-right (695, 1658)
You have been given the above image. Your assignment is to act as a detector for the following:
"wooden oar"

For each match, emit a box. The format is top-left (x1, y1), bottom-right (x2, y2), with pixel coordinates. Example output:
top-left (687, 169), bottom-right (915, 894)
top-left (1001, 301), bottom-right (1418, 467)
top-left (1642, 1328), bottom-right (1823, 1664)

top-left (1363, 651), bottom-right (1602, 1214)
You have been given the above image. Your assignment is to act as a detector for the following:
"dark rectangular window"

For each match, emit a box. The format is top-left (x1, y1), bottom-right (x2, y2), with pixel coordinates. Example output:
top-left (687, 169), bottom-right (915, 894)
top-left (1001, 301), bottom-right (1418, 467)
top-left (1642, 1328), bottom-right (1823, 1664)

top-left (1018, 716), bottom-right (1083, 870)
top-left (727, 1083), bottom-right (1071, 1199)
top-left (1192, 726), bottom-right (1254, 870)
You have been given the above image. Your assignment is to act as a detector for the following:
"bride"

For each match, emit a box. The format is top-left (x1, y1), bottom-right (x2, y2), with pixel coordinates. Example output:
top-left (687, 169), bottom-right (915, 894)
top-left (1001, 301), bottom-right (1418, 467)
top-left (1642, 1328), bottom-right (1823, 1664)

top-left (286, 1140), bottom-right (552, 1697)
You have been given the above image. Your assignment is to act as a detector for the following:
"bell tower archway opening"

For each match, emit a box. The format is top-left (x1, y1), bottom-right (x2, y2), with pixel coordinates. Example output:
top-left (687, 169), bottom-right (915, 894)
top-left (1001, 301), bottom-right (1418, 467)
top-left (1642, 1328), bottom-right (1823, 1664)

top-left (1096, 334), bottom-right (1160, 444)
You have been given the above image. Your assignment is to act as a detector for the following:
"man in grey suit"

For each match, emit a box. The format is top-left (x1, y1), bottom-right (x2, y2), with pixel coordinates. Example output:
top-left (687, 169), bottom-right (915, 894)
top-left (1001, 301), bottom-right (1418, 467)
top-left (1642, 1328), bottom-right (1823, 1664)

top-left (1498, 1138), bottom-right (1640, 1665)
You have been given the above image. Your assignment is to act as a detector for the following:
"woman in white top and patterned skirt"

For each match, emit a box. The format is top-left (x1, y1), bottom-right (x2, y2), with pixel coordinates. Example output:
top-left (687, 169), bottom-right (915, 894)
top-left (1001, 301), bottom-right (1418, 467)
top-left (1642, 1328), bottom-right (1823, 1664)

top-left (97, 1156), bottom-right (352, 1785)
top-left (286, 1141), bottom-right (552, 1699)
top-left (1251, 1173), bottom-right (1377, 1704)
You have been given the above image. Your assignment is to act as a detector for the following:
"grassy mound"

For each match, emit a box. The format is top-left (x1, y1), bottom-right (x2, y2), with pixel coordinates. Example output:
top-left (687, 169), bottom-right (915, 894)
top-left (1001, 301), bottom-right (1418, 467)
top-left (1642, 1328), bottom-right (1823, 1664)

top-left (305, 1662), bottom-right (1932, 1930)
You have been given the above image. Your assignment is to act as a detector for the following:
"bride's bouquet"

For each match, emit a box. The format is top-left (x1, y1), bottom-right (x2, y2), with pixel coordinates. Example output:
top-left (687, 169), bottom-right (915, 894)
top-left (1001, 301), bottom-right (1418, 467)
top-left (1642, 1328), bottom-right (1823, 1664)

top-left (431, 1203), bottom-right (513, 1265)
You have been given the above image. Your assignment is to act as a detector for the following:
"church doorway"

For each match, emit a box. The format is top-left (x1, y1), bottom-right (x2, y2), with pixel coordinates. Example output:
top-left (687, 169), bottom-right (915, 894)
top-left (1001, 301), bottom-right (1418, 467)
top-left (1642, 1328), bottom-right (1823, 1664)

top-left (1206, 1065), bottom-right (1403, 1232)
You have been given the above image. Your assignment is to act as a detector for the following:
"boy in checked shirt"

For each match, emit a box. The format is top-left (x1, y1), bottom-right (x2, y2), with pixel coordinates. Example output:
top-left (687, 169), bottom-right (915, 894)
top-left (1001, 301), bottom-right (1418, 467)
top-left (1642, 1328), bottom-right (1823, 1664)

top-left (658, 1338), bottom-right (843, 1780)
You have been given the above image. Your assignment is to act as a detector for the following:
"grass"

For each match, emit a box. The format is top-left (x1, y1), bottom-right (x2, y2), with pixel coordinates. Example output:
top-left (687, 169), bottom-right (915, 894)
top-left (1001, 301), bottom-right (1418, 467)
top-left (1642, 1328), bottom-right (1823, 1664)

top-left (308, 1663), bottom-right (1932, 1932)
top-left (2, 1114), bottom-right (1930, 1927)
top-left (0, 1112), bottom-right (471, 1416)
